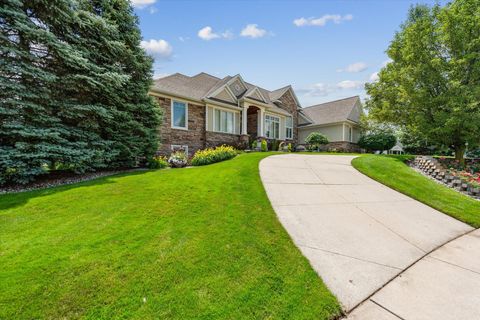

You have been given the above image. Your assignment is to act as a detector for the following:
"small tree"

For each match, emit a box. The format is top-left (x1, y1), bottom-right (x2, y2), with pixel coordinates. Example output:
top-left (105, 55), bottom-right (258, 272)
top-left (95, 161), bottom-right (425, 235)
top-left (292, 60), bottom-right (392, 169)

top-left (305, 132), bottom-right (329, 151)
top-left (358, 132), bottom-right (397, 153)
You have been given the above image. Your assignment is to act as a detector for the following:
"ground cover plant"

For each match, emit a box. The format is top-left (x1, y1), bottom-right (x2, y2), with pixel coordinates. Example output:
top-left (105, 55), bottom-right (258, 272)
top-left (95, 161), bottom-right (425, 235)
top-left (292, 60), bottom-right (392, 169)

top-left (352, 155), bottom-right (480, 227)
top-left (0, 152), bottom-right (341, 320)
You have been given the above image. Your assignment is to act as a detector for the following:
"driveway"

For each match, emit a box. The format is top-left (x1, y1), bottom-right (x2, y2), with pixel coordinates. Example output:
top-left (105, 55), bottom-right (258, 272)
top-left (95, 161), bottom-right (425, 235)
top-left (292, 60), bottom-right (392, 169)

top-left (260, 154), bottom-right (479, 319)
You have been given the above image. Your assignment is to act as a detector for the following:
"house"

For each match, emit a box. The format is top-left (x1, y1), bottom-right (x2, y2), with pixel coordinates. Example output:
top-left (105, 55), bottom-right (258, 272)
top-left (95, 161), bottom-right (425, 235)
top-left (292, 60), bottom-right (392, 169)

top-left (149, 72), bottom-right (301, 155)
top-left (298, 96), bottom-right (363, 152)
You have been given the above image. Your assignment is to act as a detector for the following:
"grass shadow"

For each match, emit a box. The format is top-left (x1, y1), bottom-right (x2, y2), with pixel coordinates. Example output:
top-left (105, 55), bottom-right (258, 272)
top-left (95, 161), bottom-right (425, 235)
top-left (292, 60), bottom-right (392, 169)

top-left (0, 170), bottom-right (152, 211)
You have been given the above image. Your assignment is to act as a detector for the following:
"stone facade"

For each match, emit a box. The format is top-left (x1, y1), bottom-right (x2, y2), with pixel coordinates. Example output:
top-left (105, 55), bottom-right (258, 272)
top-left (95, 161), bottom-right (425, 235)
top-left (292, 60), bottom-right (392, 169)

top-left (321, 141), bottom-right (361, 153)
top-left (155, 96), bottom-right (206, 156)
top-left (205, 132), bottom-right (245, 149)
top-left (276, 90), bottom-right (299, 145)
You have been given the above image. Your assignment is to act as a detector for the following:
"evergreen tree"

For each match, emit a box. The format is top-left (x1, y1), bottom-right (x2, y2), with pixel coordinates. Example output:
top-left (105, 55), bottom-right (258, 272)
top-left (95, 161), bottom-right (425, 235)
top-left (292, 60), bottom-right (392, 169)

top-left (0, 0), bottom-right (161, 184)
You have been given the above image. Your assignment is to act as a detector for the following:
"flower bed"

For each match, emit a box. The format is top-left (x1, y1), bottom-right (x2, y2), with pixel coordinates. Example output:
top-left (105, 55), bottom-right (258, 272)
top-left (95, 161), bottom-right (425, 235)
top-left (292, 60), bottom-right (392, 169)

top-left (413, 156), bottom-right (480, 199)
top-left (191, 145), bottom-right (238, 166)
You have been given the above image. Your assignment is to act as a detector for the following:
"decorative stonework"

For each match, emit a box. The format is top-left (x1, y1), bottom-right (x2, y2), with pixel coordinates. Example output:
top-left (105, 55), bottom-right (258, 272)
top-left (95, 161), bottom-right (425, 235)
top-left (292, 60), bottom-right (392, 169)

top-left (276, 89), bottom-right (299, 144)
top-left (412, 156), bottom-right (480, 199)
top-left (322, 141), bottom-right (361, 153)
top-left (155, 96), bottom-right (206, 156)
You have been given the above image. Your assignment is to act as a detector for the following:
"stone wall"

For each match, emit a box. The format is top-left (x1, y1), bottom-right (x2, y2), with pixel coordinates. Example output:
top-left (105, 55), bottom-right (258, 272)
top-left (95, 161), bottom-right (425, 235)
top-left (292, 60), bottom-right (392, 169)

top-left (155, 96), bottom-right (206, 156)
top-left (321, 141), bottom-right (361, 153)
top-left (205, 132), bottom-right (245, 149)
top-left (276, 89), bottom-right (299, 144)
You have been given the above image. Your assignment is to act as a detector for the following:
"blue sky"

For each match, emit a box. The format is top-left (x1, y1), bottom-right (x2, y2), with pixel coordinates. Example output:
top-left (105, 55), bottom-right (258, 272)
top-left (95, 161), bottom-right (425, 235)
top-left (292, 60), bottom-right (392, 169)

top-left (133, 0), bottom-right (441, 106)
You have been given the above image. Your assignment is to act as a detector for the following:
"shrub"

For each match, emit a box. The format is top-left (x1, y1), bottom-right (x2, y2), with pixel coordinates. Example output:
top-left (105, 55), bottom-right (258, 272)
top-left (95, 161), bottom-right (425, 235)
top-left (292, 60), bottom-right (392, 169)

top-left (251, 140), bottom-right (257, 150)
top-left (288, 143), bottom-right (293, 152)
top-left (147, 156), bottom-right (169, 169)
top-left (261, 140), bottom-right (268, 152)
top-left (305, 132), bottom-right (329, 151)
top-left (168, 151), bottom-right (188, 168)
top-left (358, 132), bottom-right (397, 152)
top-left (191, 145), bottom-right (238, 166)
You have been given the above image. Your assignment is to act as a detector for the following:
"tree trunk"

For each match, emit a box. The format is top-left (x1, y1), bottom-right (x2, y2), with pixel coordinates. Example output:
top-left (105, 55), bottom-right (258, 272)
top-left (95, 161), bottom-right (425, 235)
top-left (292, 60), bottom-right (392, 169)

top-left (454, 145), bottom-right (466, 166)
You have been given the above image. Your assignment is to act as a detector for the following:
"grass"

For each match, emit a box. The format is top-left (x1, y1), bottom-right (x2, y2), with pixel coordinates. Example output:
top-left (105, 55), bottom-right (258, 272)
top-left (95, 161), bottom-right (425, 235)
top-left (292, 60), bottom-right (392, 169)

top-left (352, 155), bottom-right (480, 228)
top-left (0, 152), bottom-right (341, 320)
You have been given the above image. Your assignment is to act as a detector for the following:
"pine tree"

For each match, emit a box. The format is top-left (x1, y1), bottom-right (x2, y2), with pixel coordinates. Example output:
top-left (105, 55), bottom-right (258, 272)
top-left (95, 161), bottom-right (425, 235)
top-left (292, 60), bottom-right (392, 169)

top-left (0, 0), bottom-right (161, 184)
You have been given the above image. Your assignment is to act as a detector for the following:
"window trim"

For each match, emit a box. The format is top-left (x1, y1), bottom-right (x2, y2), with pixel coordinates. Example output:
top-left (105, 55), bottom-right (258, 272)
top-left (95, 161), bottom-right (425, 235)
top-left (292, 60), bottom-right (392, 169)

top-left (212, 107), bottom-right (237, 134)
top-left (285, 116), bottom-right (293, 140)
top-left (171, 99), bottom-right (188, 130)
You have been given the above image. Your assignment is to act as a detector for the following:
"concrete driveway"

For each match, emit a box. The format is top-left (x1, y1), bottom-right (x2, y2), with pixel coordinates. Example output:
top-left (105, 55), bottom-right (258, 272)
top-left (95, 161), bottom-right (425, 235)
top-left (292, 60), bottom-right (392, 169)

top-left (260, 154), bottom-right (479, 319)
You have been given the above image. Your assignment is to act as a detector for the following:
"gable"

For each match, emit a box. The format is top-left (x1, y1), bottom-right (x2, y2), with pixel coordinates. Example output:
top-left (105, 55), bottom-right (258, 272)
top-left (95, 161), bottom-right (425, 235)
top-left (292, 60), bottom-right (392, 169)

top-left (228, 78), bottom-right (247, 97)
top-left (213, 87), bottom-right (236, 103)
top-left (249, 89), bottom-right (264, 101)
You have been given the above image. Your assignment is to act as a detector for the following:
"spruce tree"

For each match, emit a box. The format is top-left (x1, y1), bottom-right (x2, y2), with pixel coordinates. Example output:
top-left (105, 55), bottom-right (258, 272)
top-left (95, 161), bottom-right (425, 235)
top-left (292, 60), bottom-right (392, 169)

top-left (0, 0), bottom-right (161, 184)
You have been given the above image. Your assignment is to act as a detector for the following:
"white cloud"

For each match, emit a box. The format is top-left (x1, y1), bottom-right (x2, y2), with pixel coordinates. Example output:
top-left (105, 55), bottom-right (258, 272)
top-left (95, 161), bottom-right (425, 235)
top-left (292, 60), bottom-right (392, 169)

top-left (293, 14), bottom-right (353, 27)
top-left (178, 36), bottom-right (190, 42)
top-left (140, 39), bottom-right (173, 59)
top-left (338, 62), bottom-right (368, 73)
top-left (198, 26), bottom-right (219, 40)
top-left (148, 7), bottom-right (158, 14)
top-left (369, 72), bottom-right (379, 82)
top-left (337, 80), bottom-right (364, 90)
top-left (240, 24), bottom-right (268, 38)
top-left (131, 0), bottom-right (156, 9)
top-left (197, 26), bottom-right (233, 40)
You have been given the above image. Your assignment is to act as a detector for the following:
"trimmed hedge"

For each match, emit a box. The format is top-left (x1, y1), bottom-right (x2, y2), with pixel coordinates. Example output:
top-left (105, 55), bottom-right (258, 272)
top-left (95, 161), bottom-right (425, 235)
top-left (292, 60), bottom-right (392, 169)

top-left (191, 145), bottom-right (237, 166)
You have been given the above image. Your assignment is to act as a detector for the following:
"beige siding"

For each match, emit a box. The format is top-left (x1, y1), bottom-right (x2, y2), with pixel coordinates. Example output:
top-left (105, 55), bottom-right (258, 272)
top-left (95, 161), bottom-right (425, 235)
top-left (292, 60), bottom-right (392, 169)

top-left (235, 112), bottom-right (240, 134)
top-left (214, 88), bottom-right (236, 103)
top-left (207, 106), bottom-right (214, 131)
top-left (279, 116), bottom-right (286, 140)
top-left (352, 127), bottom-right (361, 143)
top-left (299, 124), bottom-right (345, 143)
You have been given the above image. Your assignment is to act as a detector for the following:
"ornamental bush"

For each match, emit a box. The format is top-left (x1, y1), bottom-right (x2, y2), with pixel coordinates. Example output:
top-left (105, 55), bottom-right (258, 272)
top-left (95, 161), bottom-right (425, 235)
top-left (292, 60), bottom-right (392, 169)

top-left (358, 132), bottom-right (397, 152)
top-left (305, 132), bottom-right (329, 151)
top-left (191, 145), bottom-right (237, 166)
top-left (261, 140), bottom-right (268, 152)
top-left (147, 156), bottom-right (169, 169)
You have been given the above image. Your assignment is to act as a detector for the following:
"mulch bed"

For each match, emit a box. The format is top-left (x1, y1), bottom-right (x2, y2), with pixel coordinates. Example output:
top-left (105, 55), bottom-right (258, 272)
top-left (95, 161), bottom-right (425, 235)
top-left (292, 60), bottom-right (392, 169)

top-left (0, 168), bottom-right (147, 195)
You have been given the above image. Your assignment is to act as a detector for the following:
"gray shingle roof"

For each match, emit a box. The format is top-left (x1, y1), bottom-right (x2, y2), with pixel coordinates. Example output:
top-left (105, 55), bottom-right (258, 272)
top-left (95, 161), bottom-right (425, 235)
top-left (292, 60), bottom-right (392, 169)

top-left (151, 72), bottom-right (296, 116)
top-left (301, 96), bottom-right (362, 126)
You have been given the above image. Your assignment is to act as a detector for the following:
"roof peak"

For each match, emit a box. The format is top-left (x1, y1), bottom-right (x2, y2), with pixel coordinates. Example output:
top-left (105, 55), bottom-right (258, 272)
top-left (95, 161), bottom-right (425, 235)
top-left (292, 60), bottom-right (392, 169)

top-left (303, 96), bottom-right (359, 109)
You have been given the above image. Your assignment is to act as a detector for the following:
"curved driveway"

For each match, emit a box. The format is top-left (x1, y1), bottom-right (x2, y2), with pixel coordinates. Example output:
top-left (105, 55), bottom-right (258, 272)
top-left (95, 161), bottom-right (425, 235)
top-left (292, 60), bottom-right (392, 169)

top-left (260, 154), bottom-right (480, 319)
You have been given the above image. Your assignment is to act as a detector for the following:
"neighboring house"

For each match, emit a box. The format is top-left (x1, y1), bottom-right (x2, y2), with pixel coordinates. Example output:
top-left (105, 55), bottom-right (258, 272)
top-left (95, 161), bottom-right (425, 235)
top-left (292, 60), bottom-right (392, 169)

top-left (298, 96), bottom-right (363, 152)
top-left (149, 72), bottom-right (301, 155)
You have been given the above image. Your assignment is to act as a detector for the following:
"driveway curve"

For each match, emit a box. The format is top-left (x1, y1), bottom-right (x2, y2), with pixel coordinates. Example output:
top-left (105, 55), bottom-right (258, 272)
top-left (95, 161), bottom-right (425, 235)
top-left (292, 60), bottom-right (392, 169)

top-left (260, 154), bottom-right (479, 319)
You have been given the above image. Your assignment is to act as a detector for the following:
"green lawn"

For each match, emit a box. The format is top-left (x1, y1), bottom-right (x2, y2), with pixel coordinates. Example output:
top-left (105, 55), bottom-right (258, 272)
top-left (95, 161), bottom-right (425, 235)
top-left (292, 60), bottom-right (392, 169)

top-left (352, 155), bottom-right (480, 228)
top-left (0, 152), bottom-right (341, 320)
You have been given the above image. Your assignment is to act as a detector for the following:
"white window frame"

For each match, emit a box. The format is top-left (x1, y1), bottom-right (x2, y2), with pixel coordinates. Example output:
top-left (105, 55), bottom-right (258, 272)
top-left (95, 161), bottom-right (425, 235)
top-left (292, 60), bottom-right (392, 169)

top-left (285, 116), bottom-right (293, 139)
top-left (171, 99), bottom-right (188, 130)
top-left (349, 126), bottom-right (353, 142)
top-left (265, 114), bottom-right (280, 139)
top-left (213, 107), bottom-right (236, 134)
top-left (171, 144), bottom-right (189, 155)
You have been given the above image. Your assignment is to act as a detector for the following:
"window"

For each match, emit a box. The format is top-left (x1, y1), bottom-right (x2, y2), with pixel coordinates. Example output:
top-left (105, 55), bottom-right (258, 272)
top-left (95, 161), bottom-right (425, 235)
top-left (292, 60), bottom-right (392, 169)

top-left (265, 115), bottom-right (280, 139)
top-left (349, 126), bottom-right (353, 142)
top-left (172, 100), bottom-right (187, 129)
top-left (214, 109), bottom-right (235, 134)
top-left (286, 116), bottom-right (293, 139)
